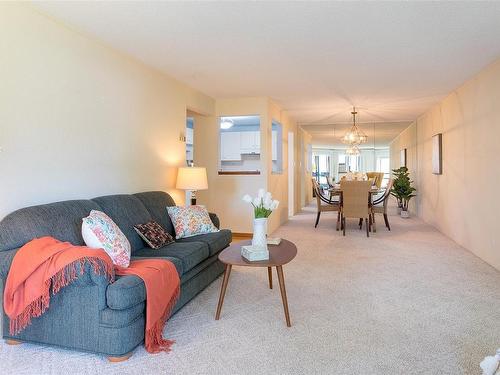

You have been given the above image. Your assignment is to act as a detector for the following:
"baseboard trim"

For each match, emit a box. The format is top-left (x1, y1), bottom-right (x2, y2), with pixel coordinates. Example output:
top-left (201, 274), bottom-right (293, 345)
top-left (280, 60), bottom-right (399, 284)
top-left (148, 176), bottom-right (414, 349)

top-left (231, 232), bottom-right (252, 239)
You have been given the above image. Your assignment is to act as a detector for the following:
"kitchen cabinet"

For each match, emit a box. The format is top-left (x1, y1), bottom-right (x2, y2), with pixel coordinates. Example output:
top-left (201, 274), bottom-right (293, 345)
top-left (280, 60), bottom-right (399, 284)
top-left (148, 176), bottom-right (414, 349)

top-left (240, 131), bottom-right (260, 154)
top-left (220, 132), bottom-right (242, 161)
top-left (186, 127), bottom-right (193, 145)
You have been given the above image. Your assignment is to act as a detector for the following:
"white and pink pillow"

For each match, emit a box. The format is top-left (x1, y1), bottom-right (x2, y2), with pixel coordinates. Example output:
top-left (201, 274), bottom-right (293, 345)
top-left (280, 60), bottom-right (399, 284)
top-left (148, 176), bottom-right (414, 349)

top-left (167, 205), bottom-right (219, 239)
top-left (82, 210), bottom-right (131, 267)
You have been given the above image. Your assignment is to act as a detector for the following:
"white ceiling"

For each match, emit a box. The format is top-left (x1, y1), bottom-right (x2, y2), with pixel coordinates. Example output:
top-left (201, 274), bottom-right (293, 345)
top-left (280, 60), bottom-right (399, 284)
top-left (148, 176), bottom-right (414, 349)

top-left (33, 1), bottom-right (500, 126)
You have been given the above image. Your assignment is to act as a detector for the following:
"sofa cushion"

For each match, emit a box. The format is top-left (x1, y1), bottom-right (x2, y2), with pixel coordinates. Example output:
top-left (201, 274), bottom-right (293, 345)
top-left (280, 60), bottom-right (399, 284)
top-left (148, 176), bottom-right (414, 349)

top-left (91, 195), bottom-right (152, 253)
top-left (0, 200), bottom-right (101, 252)
top-left (134, 191), bottom-right (176, 236)
top-left (133, 241), bottom-right (209, 274)
top-left (178, 229), bottom-right (232, 256)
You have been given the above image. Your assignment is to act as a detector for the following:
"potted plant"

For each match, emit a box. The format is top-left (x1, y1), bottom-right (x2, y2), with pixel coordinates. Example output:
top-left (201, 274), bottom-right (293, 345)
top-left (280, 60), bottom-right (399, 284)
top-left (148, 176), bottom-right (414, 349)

top-left (390, 167), bottom-right (416, 218)
top-left (242, 189), bottom-right (279, 250)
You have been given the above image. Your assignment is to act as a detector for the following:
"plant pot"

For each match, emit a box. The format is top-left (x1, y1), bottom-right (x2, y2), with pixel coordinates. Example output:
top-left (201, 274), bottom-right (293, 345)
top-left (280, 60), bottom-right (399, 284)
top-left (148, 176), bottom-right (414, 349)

top-left (400, 210), bottom-right (410, 218)
top-left (251, 218), bottom-right (268, 250)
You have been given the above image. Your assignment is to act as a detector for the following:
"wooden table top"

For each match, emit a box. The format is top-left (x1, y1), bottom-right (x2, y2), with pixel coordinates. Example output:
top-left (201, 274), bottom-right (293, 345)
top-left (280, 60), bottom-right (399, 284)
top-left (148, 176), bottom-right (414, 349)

top-left (219, 239), bottom-right (297, 267)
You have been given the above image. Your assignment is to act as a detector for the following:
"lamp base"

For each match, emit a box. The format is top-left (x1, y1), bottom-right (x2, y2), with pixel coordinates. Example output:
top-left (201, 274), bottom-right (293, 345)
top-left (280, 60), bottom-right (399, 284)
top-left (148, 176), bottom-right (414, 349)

top-left (191, 190), bottom-right (197, 206)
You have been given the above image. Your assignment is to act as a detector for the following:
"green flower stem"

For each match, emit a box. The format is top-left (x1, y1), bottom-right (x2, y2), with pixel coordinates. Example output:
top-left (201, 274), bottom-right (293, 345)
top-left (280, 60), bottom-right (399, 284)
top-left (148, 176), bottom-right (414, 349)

top-left (251, 199), bottom-right (273, 218)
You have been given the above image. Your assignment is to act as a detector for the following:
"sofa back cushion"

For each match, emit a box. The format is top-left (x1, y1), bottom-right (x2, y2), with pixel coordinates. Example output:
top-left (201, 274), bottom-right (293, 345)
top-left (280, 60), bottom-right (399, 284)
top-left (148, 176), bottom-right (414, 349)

top-left (134, 191), bottom-right (176, 236)
top-left (91, 194), bottom-right (152, 253)
top-left (0, 200), bottom-right (100, 252)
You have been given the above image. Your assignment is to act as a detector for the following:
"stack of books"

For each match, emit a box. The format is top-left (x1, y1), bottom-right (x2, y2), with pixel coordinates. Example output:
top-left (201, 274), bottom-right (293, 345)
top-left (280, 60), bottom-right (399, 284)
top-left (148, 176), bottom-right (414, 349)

top-left (241, 245), bottom-right (269, 261)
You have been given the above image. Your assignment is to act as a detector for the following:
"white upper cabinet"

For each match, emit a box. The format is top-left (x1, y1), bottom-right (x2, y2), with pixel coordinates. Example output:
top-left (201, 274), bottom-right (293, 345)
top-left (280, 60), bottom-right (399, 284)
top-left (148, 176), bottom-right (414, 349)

top-left (240, 131), bottom-right (260, 154)
top-left (186, 127), bottom-right (194, 145)
top-left (220, 132), bottom-right (242, 161)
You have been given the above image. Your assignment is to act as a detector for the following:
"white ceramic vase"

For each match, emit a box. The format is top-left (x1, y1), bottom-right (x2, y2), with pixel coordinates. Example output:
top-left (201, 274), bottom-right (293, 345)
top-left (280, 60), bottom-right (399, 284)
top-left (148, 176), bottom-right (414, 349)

top-left (251, 217), bottom-right (268, 250)
top-left (401, 209), bottom-right (410, 218)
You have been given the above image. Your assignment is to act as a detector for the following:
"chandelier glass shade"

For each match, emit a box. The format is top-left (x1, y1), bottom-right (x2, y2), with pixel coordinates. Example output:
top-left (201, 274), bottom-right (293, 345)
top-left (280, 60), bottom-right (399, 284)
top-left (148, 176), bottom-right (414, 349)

top-left (341, 107), bottom-right (368, 146)
top-left (345, 144), bottom-right (360, 156)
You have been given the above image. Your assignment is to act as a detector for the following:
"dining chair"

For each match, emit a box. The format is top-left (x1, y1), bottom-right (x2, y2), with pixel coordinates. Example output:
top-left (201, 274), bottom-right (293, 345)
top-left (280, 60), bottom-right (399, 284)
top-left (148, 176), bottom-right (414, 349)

top-left (326, 176), bottom-right (335, 188)
top-left (366, 172), bottom-right (385, 189)
top-left (371, 178), bottom-right (394, 231)
top-left (312, 178), bottom-right (341, 230)
top-left (340, 180), bottom-right (372, 237)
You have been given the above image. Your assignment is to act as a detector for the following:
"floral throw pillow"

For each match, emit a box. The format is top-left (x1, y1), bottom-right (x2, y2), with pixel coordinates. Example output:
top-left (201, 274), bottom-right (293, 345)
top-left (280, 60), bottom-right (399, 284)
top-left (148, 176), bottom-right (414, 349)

top-left (134, 221), bottom-right (174, 249)
top-left (82, 210), bottom-right (131, 267)
top-left (166, 205), bottom-right (219, 239)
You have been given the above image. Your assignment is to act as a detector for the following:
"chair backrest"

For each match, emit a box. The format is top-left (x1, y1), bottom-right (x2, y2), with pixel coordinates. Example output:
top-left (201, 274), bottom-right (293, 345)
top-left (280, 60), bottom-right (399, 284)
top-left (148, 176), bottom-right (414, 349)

top-left (340, 180), bottom-right (372, 218)
top-left (326, 176), bottom-right (335, 188)
top-left (312, 179), bottom-right (322, 208)
top-left (382, 178), bottom-right (394, 208)
top-left (366, 172), bottom-right (384, 189)
top-left (372, 178), bottom-right (393, 207)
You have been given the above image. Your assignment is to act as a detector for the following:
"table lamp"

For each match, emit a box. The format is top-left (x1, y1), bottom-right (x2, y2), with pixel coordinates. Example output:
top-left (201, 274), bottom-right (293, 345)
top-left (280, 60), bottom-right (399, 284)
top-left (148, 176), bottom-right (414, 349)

top-left (176, 167), bottom-right (208, 205)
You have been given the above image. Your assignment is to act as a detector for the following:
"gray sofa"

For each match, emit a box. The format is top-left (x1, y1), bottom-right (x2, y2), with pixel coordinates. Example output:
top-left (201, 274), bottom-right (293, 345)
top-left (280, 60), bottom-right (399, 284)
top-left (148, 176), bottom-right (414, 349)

top-left (0, 191), bottom-right (230, 358)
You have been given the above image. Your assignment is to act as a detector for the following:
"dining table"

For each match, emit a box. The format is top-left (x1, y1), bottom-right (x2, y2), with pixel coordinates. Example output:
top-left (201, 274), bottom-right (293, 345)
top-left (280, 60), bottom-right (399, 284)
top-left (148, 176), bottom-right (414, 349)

top-left (328, 184), bottom-right (386, 232)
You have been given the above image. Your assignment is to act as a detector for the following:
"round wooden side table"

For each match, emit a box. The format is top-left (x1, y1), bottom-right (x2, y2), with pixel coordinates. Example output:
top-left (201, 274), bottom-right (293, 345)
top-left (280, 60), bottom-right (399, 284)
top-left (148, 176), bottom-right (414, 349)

top-left (215, 239), bottom-right (297, 327)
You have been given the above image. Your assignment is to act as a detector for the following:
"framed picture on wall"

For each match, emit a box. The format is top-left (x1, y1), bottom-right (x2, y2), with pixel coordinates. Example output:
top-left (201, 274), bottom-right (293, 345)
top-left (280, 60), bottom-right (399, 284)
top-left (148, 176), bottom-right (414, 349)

top-left (432, 133), bottom-right (442, 175)
top-left (400, 148), bottom-right (407, 167)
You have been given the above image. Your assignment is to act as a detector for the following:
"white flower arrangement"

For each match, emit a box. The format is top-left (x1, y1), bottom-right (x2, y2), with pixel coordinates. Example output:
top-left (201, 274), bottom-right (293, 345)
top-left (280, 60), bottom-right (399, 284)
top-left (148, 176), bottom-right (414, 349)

top-left (242, 189), bottom-right (279, 218)
top-left (481, 349), bottom-right (500, 375)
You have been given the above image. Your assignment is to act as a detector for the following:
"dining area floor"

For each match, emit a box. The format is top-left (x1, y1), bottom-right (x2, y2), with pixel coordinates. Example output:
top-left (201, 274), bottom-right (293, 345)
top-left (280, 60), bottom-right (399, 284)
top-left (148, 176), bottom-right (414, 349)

top-left (1, 205), bottom-right (499, 374)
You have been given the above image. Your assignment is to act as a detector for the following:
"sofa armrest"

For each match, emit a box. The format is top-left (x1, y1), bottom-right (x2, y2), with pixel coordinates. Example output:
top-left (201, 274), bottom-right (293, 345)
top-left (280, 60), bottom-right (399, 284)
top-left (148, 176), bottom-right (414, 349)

top-left (0, 248), bottom-right (19, 281)
top-left (209, 212), bottom-right (220, 229)
top-left (106, 275), bottom-right (145, 310)
top-left (0, 247), bottom-right (113, 289)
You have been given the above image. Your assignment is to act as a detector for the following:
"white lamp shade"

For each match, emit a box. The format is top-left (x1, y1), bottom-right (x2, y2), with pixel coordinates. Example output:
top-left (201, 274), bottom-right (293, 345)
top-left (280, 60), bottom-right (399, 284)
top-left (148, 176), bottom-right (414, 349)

top-left (176, 167), bottom-right (208, 190)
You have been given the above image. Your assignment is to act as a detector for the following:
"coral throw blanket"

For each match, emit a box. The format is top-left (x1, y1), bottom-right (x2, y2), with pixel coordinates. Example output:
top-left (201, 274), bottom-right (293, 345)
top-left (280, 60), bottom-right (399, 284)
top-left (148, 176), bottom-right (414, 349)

top-left (4, 236), bottom-right (180, 354)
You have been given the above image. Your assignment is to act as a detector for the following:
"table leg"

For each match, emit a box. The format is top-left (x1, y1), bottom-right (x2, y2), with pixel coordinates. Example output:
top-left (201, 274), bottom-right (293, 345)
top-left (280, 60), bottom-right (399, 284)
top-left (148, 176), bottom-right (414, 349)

top-left (276, 266), bottom-right (291, 327)
top-left (215, 264), bottom-right (232, 320)
top-left (268, 267), bottom-right (273, 289)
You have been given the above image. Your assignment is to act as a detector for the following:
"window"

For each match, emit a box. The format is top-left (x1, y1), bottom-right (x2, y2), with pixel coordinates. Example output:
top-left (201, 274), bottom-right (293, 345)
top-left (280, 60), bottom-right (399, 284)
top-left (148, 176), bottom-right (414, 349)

top-left (186, 117), bottom-right (194, 166)
top-left (377, 156), bottom-right (391, 187)
top-left (272, 121), bottom-right (283, 174)
top-left (312, 153), bottom-right (330, 186)
top-left (348, 155), bottom-right (359, 172)
top-left (219, 115), bottom-right (261, 174)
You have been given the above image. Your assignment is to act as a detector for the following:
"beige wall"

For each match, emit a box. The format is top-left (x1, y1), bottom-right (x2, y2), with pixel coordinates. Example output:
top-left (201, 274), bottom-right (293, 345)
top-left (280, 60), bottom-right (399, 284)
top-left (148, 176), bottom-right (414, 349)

top-left (389, 123), bottom-right (418, 214)
top-left (267, 101), bottom-right (297, 234)
top-left (195, 98), bottom-right (268, 233)
top-left (390, 58), bottom-right (500, 271)
top-left (0, 4), bottom-right (215, 218)
top-left (194, 97), bottom-right (304, 234)
top-left (298, 127), bottom-right (313, 209)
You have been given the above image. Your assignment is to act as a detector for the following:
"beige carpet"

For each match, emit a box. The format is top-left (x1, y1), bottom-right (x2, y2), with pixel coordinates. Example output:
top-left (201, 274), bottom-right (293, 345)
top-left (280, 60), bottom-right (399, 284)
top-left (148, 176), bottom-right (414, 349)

top-left (1, 206), bottom-right (499, 374)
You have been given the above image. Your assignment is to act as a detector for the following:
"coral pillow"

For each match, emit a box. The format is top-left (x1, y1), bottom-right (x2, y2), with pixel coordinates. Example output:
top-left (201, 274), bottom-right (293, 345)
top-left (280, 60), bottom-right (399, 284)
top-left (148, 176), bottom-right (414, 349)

top-left (167, 205), bottom-right (219, 239)
top-left (82, 210), bottom-right (131, 267)
top-left (134, 221), bottom-right (174, 249)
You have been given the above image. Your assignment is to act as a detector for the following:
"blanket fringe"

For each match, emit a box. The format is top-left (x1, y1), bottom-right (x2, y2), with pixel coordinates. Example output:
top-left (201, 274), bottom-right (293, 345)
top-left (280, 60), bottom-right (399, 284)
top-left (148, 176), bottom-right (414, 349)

top-left (9, 257), bottom-right (114, 336)
top-left (144, 283), bottom-right (180, 354)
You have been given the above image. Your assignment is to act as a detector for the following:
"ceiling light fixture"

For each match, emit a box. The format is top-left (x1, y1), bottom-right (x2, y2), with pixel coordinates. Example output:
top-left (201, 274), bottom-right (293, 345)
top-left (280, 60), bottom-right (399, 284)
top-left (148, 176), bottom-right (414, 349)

top-left (220, 117), bottom-right (234, 130)
top-left (345, 144), bottom-right (360, 156)
top-left (341, 107), bottom-right (367, 146)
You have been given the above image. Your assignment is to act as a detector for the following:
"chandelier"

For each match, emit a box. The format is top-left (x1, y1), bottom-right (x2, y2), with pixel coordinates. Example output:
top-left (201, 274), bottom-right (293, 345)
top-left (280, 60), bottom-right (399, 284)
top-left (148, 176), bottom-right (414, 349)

top-left (341, 107), bottom-right (367, 146)
top-left (345, 144), bottom-right (360, 156)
